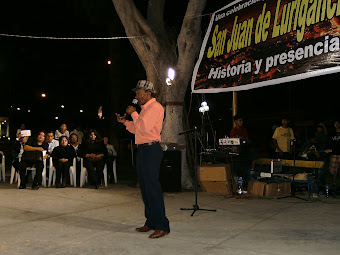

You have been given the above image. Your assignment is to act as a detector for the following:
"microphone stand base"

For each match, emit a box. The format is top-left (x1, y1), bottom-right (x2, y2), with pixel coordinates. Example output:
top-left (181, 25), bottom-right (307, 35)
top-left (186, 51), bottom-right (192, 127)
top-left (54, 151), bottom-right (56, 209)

top-left (180, 205), bottom-right (216, 217)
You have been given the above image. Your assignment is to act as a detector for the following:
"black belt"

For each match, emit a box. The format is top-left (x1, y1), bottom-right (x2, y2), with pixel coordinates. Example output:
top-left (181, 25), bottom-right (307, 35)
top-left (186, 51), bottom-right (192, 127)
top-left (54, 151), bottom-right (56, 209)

top-left (137, 141), bottom-right (160, 147)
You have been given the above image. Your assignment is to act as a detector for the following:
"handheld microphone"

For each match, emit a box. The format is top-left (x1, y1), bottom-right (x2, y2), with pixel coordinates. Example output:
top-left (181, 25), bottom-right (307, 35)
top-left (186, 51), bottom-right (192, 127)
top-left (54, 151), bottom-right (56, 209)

top-left (132, 99), bottom-right (138, 105)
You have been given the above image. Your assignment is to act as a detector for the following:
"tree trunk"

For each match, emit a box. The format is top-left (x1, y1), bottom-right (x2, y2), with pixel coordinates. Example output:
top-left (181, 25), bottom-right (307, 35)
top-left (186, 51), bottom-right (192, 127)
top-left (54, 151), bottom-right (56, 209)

top-left (112, 0), bottom-right (207, 189)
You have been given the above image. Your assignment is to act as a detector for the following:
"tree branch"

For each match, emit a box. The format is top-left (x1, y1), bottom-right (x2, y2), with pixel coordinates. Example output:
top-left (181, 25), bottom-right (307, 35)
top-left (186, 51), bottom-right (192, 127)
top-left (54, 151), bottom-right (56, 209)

top-left (111, 0), bottom-right (157, 45)
top-left (147, 0), bottom-right (166, 37)
top-left (177, 0), bottom-right (207, 67)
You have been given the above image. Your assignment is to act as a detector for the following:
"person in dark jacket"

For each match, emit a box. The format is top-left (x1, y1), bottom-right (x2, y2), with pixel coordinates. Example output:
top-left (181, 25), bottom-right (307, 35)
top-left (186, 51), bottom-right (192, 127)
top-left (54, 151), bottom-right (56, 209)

top-left (52, 136), bottom-right (76, 188)
top-left (78, 130), bottom-right (107, 189)
top-left (12, 135), bottom-right (29, 171)
top-left (18, 131), bottom-right (48, 190)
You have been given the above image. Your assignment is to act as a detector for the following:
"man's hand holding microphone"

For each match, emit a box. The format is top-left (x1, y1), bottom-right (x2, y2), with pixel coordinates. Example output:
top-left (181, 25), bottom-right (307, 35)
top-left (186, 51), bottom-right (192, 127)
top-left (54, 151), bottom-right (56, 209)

top-left (115, 99), bottom-right (138, 123)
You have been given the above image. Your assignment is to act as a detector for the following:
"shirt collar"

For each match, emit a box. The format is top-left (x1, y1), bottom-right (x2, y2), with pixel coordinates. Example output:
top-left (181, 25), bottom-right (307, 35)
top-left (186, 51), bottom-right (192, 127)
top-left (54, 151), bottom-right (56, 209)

top-left (141, 98), bottom-right (156, 110)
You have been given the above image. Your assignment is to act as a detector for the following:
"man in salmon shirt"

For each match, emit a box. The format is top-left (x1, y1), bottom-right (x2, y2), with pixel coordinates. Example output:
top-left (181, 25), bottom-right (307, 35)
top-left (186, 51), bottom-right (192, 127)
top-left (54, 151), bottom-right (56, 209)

top-left (116, 80), bottom-right (170, 239)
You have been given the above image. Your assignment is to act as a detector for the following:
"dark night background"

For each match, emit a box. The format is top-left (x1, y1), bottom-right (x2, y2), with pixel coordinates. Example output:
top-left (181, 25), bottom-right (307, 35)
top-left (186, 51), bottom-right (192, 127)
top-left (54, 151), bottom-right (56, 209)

top-left (0, 0), bottom-right (338, 156)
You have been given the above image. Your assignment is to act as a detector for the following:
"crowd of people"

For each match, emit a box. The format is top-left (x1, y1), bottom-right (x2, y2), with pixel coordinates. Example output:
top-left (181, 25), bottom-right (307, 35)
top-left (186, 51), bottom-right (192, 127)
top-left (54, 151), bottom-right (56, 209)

top-left (11, 123), bottom-right (117, 190)
top-left (229, 114), bottom-right (340, 186)
top-left (3, 78), bottom-right (339, 239)
top-left (2, 79), bottom-right (170, 239)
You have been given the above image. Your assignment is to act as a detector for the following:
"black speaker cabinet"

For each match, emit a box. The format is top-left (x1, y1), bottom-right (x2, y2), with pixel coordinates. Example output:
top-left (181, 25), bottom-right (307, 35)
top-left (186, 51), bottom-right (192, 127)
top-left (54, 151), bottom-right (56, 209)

top-left (160, 150), bottom-right (182, 192)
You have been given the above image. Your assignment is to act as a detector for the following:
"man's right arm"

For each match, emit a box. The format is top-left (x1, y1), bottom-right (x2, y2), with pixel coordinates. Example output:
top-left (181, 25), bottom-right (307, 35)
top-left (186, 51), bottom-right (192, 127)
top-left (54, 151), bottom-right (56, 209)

top-left (116, 112), bottom-right (136, 134)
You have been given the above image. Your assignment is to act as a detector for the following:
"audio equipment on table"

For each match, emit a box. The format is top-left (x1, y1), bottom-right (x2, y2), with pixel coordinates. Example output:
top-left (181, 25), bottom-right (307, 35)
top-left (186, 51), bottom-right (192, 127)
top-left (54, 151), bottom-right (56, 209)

top-left (218, 138), bottom-right (246, 155)
top-left (219, 138), bottom-right (246, 146)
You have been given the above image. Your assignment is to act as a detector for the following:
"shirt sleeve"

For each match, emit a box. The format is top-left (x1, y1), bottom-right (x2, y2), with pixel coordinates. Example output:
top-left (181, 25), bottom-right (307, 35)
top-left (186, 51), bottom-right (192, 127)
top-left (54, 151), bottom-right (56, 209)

top-left (272, 128), bottom-right (279, 139)
top-left (124, 120), bottom-right (136, 134)
top-left (52, 147), bottom-right (60, 162)
top-left (68, 146), bottom-right (76, 161)
top-left (130, 104), bottom-right (163, 135)
top-left (55, 130), bottom-right (60, 140)
top-left (289, 128), bottom-right (295, 140)
top-left (77, 142), bottom-right (86, 158)
top-left (230, 128), bottom-right (236, 138)
top-left (111, 146), bottom-right (117, 156)
top-left (100, 142), bottom-right (108, 158)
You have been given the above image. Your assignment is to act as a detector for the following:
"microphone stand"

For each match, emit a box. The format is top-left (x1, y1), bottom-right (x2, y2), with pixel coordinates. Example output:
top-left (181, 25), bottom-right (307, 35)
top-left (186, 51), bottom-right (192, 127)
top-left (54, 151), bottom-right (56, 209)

top-left (179, 126), bottom-right (216, 216)
top-left (277, 139), bottom-right (309, 201)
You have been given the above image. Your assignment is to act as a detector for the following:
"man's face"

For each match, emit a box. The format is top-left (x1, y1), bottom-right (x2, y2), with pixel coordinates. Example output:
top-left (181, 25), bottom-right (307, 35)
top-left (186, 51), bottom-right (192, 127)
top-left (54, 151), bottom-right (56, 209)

top-left (37, 132), bottom-right (46, 143)
top-left (334, 121), bottom-right (340, 129)
top-left (70, 135), bottom-right (78, 144)
top-left (103, 137), bottom-right (108, 145)
top-left (235, 118), bottom-right (243, 127)
top-left (135, 89), bottom-right (149, 105)
top-left (60, 137), bottom-right (68, 147)
top-left (60, 124), bottom-right (67, 133)
top-left (20, 136), bottom-right (28, 143)
top-left (282, 119), bottom-right (289, 127)
top-left (46, 133), bottom-right (54, 143)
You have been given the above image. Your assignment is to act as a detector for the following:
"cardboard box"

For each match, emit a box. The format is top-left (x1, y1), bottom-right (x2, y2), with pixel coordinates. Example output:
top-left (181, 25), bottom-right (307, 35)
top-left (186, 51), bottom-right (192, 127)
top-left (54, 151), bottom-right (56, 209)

top-left (264, 182), bottom-right (291, 197)
top-left (247, 179), bottom-right (266, 196)
top-left (199, 164), bottom-right (231, 182)
top-left (248, 179), bottom-right (291, 197)
top-left (200, 181), bottom-right (232, 195)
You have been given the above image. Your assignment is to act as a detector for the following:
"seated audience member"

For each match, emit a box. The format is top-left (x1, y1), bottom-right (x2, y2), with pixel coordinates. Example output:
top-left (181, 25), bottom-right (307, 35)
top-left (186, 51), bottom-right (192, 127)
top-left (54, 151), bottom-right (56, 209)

top-left (70, 125), bottom-right (84, 144)
top-left (328, 120), bottom-right (340, 185)
top-left (103, 136), bottom-right (117, 183)
top-left (70, 133), bottom-right (80, 157)
top-left (16, 123), bottom-right (26, 140)
top-left (46, 131), bottom-right (59, 157)
top-left (18, 131), bottom-right (48, 190)
top-left (78, 130), bottom-right (107, 189)
top-left (55, 123), bottom-right (70, 141)
top-left (12, 134), bottom-right (29, 171)
top-left (272, 116), bottom-right (295, 159)
top-left (52, 136), bottom-right (76, 188)
top-left (70, 133), bottom-right (81, 184)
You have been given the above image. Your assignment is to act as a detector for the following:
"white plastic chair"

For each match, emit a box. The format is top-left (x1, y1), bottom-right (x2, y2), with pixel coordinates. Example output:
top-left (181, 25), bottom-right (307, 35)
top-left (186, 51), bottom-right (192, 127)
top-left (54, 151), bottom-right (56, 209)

top-left (0, 152), bottom-right (5, 182)
top-left (80, 158), bottom-right (108, 187)
top-left (17, 159), bottom-right (47, 187)
top-left (10, 165), bottom-right (18, 184)
top-left (10, 155), bottom-right (21, 184)
top-left (112, 159), bottom-right (117, 183)
top-left (49, 157), bottom-right (77, 187)
top-left (48, 157), bottom-right (56, 187)
top-left (69, 158), bottom-right (77, 187)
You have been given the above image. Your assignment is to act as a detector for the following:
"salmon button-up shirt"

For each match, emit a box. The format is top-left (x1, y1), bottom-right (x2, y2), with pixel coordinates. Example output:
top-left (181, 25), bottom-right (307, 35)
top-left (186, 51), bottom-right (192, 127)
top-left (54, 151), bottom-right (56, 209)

top-left (124, 98), bottom-right (164, 145)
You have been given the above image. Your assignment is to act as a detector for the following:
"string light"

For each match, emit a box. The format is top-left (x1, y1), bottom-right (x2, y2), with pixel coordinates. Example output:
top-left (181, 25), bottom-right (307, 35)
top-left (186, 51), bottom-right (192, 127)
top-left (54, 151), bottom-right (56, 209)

top-left (0, 33), bottom-right (145, 40)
